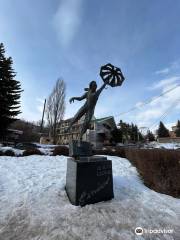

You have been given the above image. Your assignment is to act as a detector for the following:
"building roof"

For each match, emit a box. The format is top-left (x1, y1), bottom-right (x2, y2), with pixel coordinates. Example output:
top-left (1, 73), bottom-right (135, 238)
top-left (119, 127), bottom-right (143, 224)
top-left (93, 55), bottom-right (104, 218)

top-left (92, 116), bottom-right (116, 129)
top-left (92, 116), bottom-right (114, 123)
top-left (59, 115), bottom-right (116, 129)
top-left (7, 129), bottom-right (23, 135)
top-left (60, 118), bottom-right (73, 123)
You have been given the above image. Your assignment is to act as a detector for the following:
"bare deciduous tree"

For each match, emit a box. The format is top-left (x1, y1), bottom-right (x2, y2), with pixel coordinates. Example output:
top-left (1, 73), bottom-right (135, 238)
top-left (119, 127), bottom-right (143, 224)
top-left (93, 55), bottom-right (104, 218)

top-left (46, 79), bottom-right (65, 143)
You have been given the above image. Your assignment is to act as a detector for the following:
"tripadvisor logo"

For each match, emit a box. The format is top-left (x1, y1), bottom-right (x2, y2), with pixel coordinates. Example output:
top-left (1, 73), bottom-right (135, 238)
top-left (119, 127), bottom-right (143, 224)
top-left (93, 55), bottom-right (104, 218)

top-left (135, 227), bottom-right (173, 235)
top-left (135, 227), bottom-right (143, 235)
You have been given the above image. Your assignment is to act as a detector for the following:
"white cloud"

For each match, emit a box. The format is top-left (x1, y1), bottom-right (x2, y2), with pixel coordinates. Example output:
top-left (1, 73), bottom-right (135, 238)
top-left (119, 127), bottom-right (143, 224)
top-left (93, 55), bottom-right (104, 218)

top-left (155, 60), bottom-right (180, 75)
top-left (155, 68), bottom-right (170, 75)
top-left (53, 0), bottom-right (83, 46)
top-left (135, 101), bottom-right (144, 108)
top-left (165, 122), bottom-right (177, 131)
top-left (150, 76), bottom-right (180, 90)
top-left (133, 76), bottom-right (180, 129)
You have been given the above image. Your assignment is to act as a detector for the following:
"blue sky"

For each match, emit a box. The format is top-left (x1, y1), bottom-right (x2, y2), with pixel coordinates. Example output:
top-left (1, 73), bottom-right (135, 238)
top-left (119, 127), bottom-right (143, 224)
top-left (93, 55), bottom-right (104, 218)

top-left (0, 0), bottom-right (180, 130)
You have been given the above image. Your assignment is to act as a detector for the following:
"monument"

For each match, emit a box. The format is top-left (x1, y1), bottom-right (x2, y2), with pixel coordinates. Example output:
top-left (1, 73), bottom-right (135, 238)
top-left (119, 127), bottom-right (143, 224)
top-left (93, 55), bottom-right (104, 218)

top-left (65, 63), bottom-right (125, 206)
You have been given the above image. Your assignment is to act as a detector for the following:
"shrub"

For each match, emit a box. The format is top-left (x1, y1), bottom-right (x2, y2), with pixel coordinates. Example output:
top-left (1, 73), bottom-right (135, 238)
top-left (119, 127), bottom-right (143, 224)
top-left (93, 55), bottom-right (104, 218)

top-left (53, 145), bottom-right (69, 156)
top-left (115, 147), bottom-right (126, 158)
top-left (23, 148), bottom-right (44, 156)
top-left (4, 150), bottom-right (15, 156)
top-left (125, 148), bottom-right (180, 197)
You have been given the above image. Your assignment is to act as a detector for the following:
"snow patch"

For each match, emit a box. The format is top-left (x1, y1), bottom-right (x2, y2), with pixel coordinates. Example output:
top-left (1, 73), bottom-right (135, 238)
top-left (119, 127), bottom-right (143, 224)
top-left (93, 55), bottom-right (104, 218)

top-left (0, 155), bottom-right (179, 239)
top-left (0, 146), bottom-right (24, 156)
top-left (146, 142), bottom-right (180, 150)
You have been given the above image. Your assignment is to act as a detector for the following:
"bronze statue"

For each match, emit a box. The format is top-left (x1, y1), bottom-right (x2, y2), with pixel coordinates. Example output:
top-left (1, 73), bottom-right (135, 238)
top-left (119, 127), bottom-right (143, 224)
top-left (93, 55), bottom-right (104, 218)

top-left (67, 63), bottom-right (125, 141)
top-left (67, 79), bottom-right (109, 141)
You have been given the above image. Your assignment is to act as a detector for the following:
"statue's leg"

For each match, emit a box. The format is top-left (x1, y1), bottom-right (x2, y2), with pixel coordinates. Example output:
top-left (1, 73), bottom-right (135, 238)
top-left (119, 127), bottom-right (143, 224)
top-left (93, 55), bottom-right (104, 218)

top-left (66, 105), bottom-right (87, 132)
top-left (79, 110), bottom-right (94, 141)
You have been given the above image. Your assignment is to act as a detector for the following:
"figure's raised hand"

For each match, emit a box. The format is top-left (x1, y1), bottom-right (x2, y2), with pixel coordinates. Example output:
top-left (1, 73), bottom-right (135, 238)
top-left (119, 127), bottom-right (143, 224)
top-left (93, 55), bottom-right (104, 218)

top-left (69, 97), bottom-right (75, 104)
top-left (105, 78), bottom-right (109, 84)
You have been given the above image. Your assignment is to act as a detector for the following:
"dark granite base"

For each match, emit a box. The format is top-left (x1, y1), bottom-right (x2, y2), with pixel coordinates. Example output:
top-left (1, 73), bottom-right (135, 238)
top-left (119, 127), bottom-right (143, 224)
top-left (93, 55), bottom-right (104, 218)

top-left (65, 156), bottom-right (114, 206)
top-left (69, 140), bottom-right (92, 157)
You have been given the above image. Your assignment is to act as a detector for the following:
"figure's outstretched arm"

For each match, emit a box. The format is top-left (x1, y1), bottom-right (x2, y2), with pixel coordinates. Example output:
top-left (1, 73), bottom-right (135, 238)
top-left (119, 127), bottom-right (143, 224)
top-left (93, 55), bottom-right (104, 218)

top-left (69, 92), bottom-right (87, 103)
top-left (96, 79), bottom-right (109, 96)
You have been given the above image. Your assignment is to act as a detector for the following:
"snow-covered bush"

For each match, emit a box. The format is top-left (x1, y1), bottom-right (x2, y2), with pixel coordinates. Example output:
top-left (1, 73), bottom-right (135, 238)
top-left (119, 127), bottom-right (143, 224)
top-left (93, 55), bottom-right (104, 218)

top-left (3, 149), bottom-right (15, 156)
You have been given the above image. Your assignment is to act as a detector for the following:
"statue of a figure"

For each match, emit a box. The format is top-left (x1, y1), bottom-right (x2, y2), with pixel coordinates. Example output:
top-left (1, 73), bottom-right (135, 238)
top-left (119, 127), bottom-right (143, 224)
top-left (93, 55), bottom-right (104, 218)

top-left (66, 79), bottom-right (109, 141)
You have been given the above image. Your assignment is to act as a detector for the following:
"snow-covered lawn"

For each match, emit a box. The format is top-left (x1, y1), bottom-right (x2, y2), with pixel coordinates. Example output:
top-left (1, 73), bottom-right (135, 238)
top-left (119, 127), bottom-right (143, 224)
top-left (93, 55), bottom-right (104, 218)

top-left (0, 155), bottom-right (179, 240)
top-left (145, 142), bottom-right (180, 150)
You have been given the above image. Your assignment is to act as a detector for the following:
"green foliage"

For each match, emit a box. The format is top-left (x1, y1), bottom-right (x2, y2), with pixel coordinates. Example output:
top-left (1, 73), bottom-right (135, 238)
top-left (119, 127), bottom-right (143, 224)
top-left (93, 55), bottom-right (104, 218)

top-left (117, 120), bottom-right (144, 143)
top-left (157, 121), bottom-right (169, 138)
top-left (111, 127), bottom-right (122, 143)
top-left (175, 120), bottom-right (180, 137)
top-left (0, 43), bottom-right (22, 138)
top-left (146, 130), bottom-right (155, 141)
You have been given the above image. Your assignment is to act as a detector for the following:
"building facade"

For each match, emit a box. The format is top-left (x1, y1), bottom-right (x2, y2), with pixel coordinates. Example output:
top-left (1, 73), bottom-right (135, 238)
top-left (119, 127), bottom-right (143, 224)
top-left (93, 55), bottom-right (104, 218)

top-left (57, 116), bottom-right (116, 148)
top-left (158, 124), bottom-right (180, 143)
top-left (169, 125), bottom-right (178, 138)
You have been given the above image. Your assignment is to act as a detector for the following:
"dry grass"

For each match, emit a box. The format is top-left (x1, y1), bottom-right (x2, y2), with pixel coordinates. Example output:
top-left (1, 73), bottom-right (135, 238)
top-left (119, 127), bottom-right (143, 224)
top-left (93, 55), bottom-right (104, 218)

top-left (125, 148), bottom-right (180, 197)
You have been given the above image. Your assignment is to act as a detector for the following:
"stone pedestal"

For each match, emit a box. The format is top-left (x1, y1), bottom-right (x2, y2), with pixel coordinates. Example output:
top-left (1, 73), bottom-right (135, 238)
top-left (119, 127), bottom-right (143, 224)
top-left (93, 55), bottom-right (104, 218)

top-left (65, 140), bottom-right (114, 206)
top-left (69, 140), bottom-right (92, 157)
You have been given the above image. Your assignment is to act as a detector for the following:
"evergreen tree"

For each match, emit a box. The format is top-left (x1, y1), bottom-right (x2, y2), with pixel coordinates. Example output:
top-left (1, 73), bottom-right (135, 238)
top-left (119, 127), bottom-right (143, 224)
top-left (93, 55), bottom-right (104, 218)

top-left (111, 127), bottom-right (122, 143)
top-left (157, 121), bottom-right (169, 138)
top-left (118, 120), bottom-right (143, 143)
top-left (138, 131), bottom-right (144, 141)
top-left (132, 124), bottom-right (139, 142)
top-left (130, 123), bottom-right (134, 141)
top-left (0, 43), bottom-right (22, 139)
top-left (146, 130), bottom-right (155, 141)
top-left (175, 120), bottom-right (180, 137)
top-left (119, 120), bottom-right (129, 143)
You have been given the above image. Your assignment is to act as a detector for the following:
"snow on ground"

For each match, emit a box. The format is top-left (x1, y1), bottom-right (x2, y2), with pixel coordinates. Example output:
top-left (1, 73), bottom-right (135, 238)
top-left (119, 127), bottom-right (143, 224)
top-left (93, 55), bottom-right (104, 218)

top-left (0, 155), bottom-right (179, 240)
top-left (0, 145), bottom-right (54, 156)
top-left (35, 143), bottom-right (69, 155)
top-left (37, 147), bottom-right (53, 155)
top-left (34, 143), bottom-right (58, 148)
top-left (0, 146), bottom-right (24, 156)
top-left (146, 141), bottom-right (180, 150)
